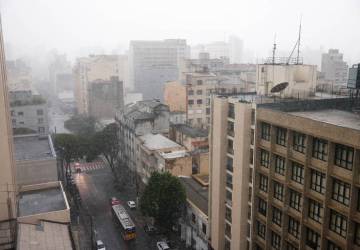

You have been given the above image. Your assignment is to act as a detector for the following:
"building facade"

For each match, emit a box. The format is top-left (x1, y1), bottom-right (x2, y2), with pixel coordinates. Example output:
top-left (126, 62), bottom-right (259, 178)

top-left (252, 98), bottom-right (360, 250)
top-left (88, 76), bottom-right (124, 120)
top-left (116, 100), bottom-right (170, 175)
top-left (129, 39), bottom-right (189, 100)
top-left (73, 54), bottom-right (122, 114)
top-left (321, 49), bottom-right (348, 87)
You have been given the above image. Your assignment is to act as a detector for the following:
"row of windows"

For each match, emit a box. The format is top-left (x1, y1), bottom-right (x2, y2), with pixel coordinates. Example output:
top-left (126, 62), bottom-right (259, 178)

top-left (11, 109), bottom-right (44, 116)
top-left (259, 122), bottom-right (355, 169)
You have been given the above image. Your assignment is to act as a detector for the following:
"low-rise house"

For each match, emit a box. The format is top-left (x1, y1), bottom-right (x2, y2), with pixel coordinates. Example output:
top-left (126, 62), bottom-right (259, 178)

top-left (179, 175), bottom-right (209, 250)
top-left (136, 133), bottom-right (192, 188)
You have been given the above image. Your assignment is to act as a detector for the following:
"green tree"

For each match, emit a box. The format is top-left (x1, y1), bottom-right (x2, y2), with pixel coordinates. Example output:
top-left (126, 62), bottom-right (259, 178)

top-left (64, 114), bottom-right (97, 136)
top-left (140, 172), bottom-right (186, 232)
top-left (54, 133), bottom-right (81, 173)
top-left (93, 123), bottom-right (120, 172)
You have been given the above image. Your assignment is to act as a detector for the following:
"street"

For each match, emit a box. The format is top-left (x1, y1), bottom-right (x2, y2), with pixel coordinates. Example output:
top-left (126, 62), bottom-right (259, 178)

top-left (48, 104), bottom-right (71, 134)
top-left (74, 163), bottom-right (158, 250)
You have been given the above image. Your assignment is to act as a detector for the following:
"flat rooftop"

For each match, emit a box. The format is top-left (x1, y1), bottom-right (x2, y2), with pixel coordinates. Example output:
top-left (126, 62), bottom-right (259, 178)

top-left (17, 221), bottom-right (73, 250)
top-left (14, 135), bottom-right (56, 161)
top-left (18, 187), bottom-right (66, 217)
top-left (290, 109), bottom-right (360, 131)
top-left (179, 176), bottom-right (209, 216)
top-left (140, 133), bottom-right (182, 150)
top-left (172, 124), bottom-right (208, 138)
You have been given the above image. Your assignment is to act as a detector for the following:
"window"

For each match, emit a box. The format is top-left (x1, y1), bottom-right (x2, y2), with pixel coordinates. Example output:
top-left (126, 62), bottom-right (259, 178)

top-left (332, 178), bottom-right (351, 206)
top-left (206, 108), bottom-right (210, 115)
top-left (226, 190), bottom-right (232, 206)
top-left (312, 138), bottom-right (328, 161)
top-left (259, 174), bottom-right (268, 192)
top-left (188, 100), bottom-right (194, 105)
top-left (257, 220), bottom-right (266, 239)
top-left (250, 149), bottom-right (254, 165)
top-left (261, 122), bottom-right (270, 141)
top-left (274, 155), bottom-right (286, 175)
top-left (273, 181), bottom-right (284, 201)
top-left (329, 210), bottom-right (347, 238)
top-left (206, 98), bottom-right (210, 106)
top-left (286, 242), bottom-right (298, 250)
top-left (276, 127), bottom-right (287, 146)
top-left (197, 80), bottom-right (203, 85)
top-left (227, 139), bottom-right (234, 154)
top-left (327, 241), bottom-right (341, 250)
top-left (202, 223), bottom-right (206, 235)
top-left (18, 111), bottom-right (24, 116)
top-left (225, 238), bottom-right (231, 250)
top-left (288, 217), bottom-right (300, 239)
top-left (38, 127), bottom-right (45, 133)
top-left (228, 121), bottom-right (234, 137)
top-left (308, 199), bottom-right (323, 223)
top-left (36, 109), bottom-right (44, 115)
top-left (196, 89), bottom-right (203, 95)
top-left (197, 99), bottom-right (203, 104)
top-left (355, 223), bottom-right (360, 246)
top-left (11, 110), bottom-right (15, 116)
top-left (249, 168), bottom-right (253, 183)
top-left (289, 189), bottom-right (302, 211)
top-left (251, 129), bottom-right (255, 145)
top-left (12, 119), bottom-right (16, 125)
top-left (226, 173), bottom-right (233, 189)
top-left (293, 132), bottom-right (306, 153)
top-left (228, 103), bottom-right (235, 118)
top-left (271, 231), bottom-right (281, 250)
top-left (260, 149), bottom-right (270, 168)
top-left (334, 144), bottom-right (354, 170)
top-left (38, 118), bottom-right (44, 124)
top-left (225, 206), bottom-right (232, 222)
top-left (225, 222), bottom-right (231, 238)
top-left (272, 206), bottom-right (282, 226)
top-left (291, 161), bottom-right (304, 184)
top-left (310, 169), bottom-right (326, 194)
top-left (196, 118), bottom-right (202, 124)
top-left (306, 227), bottom-right (320, 250)
top-left (258, 198), bottom-right (267, 216)
top-left (226, 157), bottom-right (233, 172)
top-left (191, 213), bottom-right (196, 224)
top-left (251, 109), bottom-right (255, 125)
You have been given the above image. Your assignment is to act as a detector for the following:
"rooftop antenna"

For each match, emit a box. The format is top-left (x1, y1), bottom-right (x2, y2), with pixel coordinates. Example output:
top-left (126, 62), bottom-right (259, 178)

top-left (287, 16), bottom-right (302, 65)
top-left (272, 33), bottom-right (277, 64)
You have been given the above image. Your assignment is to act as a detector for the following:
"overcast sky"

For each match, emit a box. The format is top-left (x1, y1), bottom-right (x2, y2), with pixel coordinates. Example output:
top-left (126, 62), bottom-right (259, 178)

top-left (1, 0), bottom-right (359, 63)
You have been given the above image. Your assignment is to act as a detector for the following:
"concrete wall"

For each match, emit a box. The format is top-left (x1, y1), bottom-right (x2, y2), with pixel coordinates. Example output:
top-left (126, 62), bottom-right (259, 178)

top-left (0, 23), bottom-right (17, 220)
top-left (164, 81), bottom-right (187, 112)
top-left (16, 158), bottom-right (58, 186)
top-left (165, 156), bottom-right (192, 177)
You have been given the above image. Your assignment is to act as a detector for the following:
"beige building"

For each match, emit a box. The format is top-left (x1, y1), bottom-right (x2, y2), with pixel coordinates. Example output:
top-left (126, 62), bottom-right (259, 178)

top-left (256, 64), bottom-right (317, 98)
top-left (209, 94), bottom-right (258, 250)
top-left (252, 98), bottom-right (360, 250)
top-left (136, 133), bottom-right (192, 187)
top-left (73, 54), bottom-right (123, 115)
top-left (0, 20), bottom-right (17, 222)
top-left (164, 72), bottom-right (250, 129)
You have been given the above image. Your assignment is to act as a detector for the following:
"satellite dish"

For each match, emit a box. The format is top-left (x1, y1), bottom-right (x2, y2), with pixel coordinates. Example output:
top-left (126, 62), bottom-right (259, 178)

top-left (271, 82), bottom-right (289, 93)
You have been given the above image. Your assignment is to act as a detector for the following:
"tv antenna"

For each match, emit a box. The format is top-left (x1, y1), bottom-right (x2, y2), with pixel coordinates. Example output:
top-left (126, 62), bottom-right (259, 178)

top-left (272, 33), bottom-right (277, 64)
top-left (287, 16), bottom-right (302, 65)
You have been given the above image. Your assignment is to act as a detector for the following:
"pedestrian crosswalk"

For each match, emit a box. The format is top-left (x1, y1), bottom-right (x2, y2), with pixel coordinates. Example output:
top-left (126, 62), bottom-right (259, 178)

top-left (70, 161), bottom-right (106, 173)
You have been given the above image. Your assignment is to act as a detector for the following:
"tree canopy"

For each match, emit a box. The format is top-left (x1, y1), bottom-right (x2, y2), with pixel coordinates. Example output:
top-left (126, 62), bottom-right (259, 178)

top-left (64, 114), bottom-right (97, 136)
top-left (54, 133), bottom-right (81, 165)
top-left (140, 172), bottom-right (186, 232)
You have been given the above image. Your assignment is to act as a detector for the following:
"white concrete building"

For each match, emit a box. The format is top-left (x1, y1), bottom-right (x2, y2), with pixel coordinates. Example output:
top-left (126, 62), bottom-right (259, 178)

top-left (321, 49), bottom-right (348, 87)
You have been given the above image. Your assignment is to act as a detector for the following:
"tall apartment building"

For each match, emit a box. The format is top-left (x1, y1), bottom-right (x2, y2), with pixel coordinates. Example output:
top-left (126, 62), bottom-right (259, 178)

top-left (129, 39), bottom-right (189, 100)
top-left (73, 54), bottom-right (124, 115)
top-left (321, 49), bottom-right (348, 87)
top-left (0, 20), bottom-right (16, 221)
top-left (256, 64), bottom-right (317, 98)
top-left (252, 98), bottom-right (360, 250)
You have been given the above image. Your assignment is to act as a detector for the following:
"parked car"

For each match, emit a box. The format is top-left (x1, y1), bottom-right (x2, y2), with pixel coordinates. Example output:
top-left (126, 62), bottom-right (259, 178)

top-left (127, 200), bottom-right (136, 209)
top-left (156, 241), bottom-right (170, 250)
top-left (109, 197), bottom-right (121, 206)
top-left (144, 224), bottom-right (157, 234)
top-left (96, 240), bottom-right (106, 250)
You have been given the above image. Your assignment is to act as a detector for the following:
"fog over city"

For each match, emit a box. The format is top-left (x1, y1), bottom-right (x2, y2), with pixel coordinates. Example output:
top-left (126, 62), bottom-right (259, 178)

top-left (1, 0), bottom-right (360, 64)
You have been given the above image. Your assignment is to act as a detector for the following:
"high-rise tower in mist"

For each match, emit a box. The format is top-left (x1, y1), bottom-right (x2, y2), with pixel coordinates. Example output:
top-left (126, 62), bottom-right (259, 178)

top-left (129, 39), bottom-right (189, 100)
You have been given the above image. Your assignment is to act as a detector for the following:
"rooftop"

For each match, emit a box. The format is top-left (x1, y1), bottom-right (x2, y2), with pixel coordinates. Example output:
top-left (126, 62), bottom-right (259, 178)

top-left (290, 109), bottom-right (360, 131)
top-left (17, 221), bottom-right (73, 250)
top-left (139, 133), bottom-right (182, 151)
top-left (14, 135), bottom-right (56, 161)
top-left (18, 186), bottom-right (67, 217)
top-left (172, 124), bottom-right (208, 138)
top-left (179, 176), bottom-right (209, 215)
